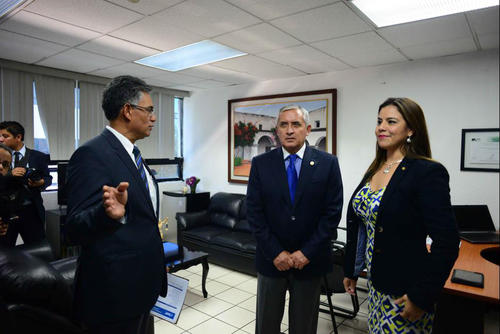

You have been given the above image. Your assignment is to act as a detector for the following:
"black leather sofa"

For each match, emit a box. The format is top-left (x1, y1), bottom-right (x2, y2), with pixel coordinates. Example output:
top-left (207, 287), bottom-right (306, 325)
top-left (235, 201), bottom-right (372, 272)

top-left (176, 192), bottom-right (257, 276)
top-left (0, 239), bottom-right (155, 333)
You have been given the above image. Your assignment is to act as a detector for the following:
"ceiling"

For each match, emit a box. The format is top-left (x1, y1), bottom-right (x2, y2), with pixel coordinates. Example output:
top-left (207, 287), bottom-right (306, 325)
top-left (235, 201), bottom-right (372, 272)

top-left (0, 0), bottom-right (498, 92)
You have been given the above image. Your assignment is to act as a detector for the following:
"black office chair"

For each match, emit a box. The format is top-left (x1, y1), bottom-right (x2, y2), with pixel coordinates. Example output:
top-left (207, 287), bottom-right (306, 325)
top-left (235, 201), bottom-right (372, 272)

top-left (319, 237), bottom-right (360, 334)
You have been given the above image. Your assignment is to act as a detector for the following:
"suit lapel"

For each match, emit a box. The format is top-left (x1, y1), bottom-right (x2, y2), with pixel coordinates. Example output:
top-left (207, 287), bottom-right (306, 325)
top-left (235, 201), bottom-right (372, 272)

top-left (101, 129), bottom-right (155, 214)
top-left (294, 146), bottom-right (315, 207)
top-left (144, 162), bottom-right (159, 217)
top-left (270, 148), bottom-right (292, 207)
top-left (377, 157), bottom-right (413, 218)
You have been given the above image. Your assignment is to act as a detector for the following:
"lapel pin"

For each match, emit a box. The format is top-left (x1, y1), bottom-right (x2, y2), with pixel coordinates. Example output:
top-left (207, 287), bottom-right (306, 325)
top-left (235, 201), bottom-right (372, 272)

top-left (310, 161), bottom-right (315, 166)
top-left (402, 167), bottom-right (406, 171)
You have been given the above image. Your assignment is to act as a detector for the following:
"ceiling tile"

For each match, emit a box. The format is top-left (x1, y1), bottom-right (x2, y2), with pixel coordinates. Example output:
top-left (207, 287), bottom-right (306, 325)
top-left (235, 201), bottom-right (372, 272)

top-left (188, 80), bottom-right (232, 89)
top-left (167, 84), bottom-right (198, 91)
top-left (226, 0), bottom-right (339, 20)
top-left (106, 0), bottom-right (184, 15)
top-left (270, 2), bottom-right (371, 42)
top-left (109, 16), bottom-right (204, 51)
top-left (259, 45), bottom-right (349, 73)
top-left (466, 6), bottom-right (499, 35)
top-left (89, 62), bottom-right (170, 78)
top-left (179, 65), bottom-right (261, 84)
top-left (478, 33), bottom-right (499, 49)
top-left (378, 14), bottom-right (473, 48)
top-left (25, 0), bottom-right (142, 33)
top-left (212, 55), bottom-right (305, 79)
top-left (78, 36), bottom-right (160, 61)
top-left (36, 49), bottom-right (124, 73)
top-left (214, 23), bottom-right (301, 54)
top-left (0, 11), bottom-right (100, 47)
top-left (400, 38), bottom-right (476, 60)
top-left (312, 31), bottom-right (406, 67)
top-left (466, 6), bottom-right (499, 50)
top-left (0, 30), bottom-right (67, 64)
top-left (152, 0), bottom-right (261, 38)
top-left (145, 72), bottom-right (204, 85)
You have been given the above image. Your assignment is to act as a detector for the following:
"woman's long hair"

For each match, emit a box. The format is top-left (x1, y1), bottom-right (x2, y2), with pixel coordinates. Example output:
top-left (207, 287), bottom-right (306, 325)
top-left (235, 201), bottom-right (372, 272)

top-left (364, 97), bottom-right (432, 180)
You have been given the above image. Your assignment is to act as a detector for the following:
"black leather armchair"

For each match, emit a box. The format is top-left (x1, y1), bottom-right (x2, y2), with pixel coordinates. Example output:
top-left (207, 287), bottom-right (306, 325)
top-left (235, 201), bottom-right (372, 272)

top-left (0, 240), bottom-right (154, 334)
top-left (0, 240), bottom-right (81, 333)
top-left (176, 192), bottom-right (257, 275)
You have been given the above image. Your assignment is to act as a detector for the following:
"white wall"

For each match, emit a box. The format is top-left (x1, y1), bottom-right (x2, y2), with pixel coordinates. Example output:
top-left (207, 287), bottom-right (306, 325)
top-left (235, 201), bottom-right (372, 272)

top-left (177, 50), bottom-right (499, 231)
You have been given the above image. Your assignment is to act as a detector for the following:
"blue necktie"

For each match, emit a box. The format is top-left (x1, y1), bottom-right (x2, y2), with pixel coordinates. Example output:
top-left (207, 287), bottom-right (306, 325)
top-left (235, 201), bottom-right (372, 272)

top-left (133, 146), bottom-right (149, 191)
top-left (287, 154), bottom-right (298, 203)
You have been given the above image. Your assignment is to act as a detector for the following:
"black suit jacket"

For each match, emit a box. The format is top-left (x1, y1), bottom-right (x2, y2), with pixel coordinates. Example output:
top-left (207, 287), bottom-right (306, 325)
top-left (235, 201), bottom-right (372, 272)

top-left (66, 129), bottom-right (167, 326)
top-left (246, 146), bottom-right (343, 278)
top-left (344, 158), bottom-right (460, 312)
top-left (21, 148), bottom-right (52, 222)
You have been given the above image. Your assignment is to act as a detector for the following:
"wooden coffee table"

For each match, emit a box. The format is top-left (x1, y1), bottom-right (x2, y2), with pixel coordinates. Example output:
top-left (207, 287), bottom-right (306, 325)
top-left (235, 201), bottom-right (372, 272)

top-left (167, 247), bottom-right (209, 298)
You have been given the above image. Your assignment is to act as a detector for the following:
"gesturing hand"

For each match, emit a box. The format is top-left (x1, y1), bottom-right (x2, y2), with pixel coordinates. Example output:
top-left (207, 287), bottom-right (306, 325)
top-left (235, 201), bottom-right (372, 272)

top-left (102, 182), bottom-right (129, 220)
top-left (394, 294), bottom-right (425, 322)
top-left (273, 251), bottom-right (294, 271)
top-left (289, 250), bottom-right (310, 270)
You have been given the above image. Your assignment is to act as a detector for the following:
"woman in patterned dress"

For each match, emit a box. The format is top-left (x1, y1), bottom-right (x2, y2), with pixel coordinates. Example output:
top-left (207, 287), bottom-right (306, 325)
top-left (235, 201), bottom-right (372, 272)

top-left (343, 98), bottom-right (460, 333)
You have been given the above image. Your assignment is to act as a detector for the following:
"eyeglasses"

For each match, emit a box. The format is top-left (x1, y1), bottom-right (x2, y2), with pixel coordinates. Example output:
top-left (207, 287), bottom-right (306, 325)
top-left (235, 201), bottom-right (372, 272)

top-left (129, 104), bottom-right (155, 116)
top-left (1, 160), bottom-right (11, 169)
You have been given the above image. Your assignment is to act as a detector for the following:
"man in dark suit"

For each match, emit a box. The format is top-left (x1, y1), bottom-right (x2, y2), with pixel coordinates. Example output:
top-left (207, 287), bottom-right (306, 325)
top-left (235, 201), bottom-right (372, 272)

top-left (0, 121), bottom-right (52, 247)
top-left (247, 105), bottom-right (343, 334)
top-left (66, 76), bottom-right (167, 333)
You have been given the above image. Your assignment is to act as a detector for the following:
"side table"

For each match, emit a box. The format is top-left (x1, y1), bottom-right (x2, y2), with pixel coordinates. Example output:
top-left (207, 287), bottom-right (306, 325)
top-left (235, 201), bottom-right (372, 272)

top-left (167, 247), bottom-right (209, 298)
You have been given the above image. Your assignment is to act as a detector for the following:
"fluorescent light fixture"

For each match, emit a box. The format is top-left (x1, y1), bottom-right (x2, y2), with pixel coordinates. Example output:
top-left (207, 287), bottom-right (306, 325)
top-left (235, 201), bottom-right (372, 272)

top-left (0, 0), bottom-right (28, 18)
top-left (135, 40), bottom-right (247, 72)
top-left (351, 0), bottom-right (499, 27)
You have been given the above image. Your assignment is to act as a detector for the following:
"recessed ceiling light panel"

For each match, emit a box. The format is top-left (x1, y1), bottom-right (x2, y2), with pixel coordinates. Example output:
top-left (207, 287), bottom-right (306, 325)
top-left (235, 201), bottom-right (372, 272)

top-left (351, 0), bottom-right (499, 27)
top-left (135, 40), bottom-right (247, 72)
top-left (0, 0), bottom-right (28, 18)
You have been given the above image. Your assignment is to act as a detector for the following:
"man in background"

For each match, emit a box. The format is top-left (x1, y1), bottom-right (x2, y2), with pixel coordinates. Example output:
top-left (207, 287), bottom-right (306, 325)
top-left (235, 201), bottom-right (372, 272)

top-left (247, 105), bottom-right (343, 334)
top-left (0, 143), bottom-right (13, 237)
top-left (66, 75), bottom-right (167, 333)
top-left (0, 121), bottom-right (52, 247)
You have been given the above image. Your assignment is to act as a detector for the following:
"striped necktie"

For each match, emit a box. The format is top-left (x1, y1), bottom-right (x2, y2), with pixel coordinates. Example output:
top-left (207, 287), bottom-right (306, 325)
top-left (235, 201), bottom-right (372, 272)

top-left (14, 151), bottom-right (21, 168)
top-left (132, 146), bottom-right (149, 191)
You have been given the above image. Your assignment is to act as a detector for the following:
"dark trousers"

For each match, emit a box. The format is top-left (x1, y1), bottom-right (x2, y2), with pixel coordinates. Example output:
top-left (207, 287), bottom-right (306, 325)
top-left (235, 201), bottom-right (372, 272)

top-left (0, 204), bottom-right (45, 247)
top-left (87, 312), bottom-right (152, 334)
top-left (256, 273), bottom-right (321, 334)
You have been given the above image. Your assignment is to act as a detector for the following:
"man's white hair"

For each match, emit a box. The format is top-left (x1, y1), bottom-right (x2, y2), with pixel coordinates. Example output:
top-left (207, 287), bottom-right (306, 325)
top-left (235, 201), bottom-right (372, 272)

top-left (277, 105), bottom-right (310, 125)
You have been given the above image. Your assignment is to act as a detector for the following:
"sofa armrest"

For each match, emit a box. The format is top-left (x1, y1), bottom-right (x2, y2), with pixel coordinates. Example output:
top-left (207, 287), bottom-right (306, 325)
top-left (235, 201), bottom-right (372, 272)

top-left (176, 210), bottom-right (210, 231)
top-left (15, 239), bottom-right (54, 262)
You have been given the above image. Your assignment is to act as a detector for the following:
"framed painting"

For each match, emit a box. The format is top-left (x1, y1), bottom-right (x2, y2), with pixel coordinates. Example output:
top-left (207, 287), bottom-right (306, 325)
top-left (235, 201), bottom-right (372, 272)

top-left (460, 128), bottom-right (499, 172)
top-left (228, 89), bottom-right (337, 184)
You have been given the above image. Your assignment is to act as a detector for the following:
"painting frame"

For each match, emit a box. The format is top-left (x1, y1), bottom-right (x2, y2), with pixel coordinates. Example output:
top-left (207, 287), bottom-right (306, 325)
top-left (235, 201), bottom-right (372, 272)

top-left (460, 128), bottom-right (499, 172)
top-left (228, 89), bottom-right (337, 184)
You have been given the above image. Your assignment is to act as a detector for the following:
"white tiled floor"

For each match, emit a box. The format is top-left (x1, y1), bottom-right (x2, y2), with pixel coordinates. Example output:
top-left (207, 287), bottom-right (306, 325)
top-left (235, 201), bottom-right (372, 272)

top-left (154, 263), bottom-right (500, 334)
top-left (154, 263), bottom-right (370, 334)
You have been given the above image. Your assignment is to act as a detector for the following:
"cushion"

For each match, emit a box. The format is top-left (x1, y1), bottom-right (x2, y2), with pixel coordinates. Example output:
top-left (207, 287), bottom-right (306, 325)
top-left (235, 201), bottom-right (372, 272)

top-left (209, 193), bottom-right (244, 229)
top-left (183, 226), bottom-right (226, 243)
top-left (234, 219), bottom-right (252, 233)
top-left (211, 232), bottom-right (256, 253)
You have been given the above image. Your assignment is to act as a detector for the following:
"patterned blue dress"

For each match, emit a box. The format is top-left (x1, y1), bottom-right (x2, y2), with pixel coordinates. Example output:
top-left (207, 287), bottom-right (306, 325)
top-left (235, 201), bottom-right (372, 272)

top-left (352, 183), bottom-right (434, 334)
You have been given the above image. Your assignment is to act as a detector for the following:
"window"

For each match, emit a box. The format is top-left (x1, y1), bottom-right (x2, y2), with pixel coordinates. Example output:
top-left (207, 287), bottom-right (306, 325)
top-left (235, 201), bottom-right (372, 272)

top-left (33, 82), bottom-right (49, 154)
top-left (174, 97), bottom-right (183, 157)
top-left (259, 124), bottom-right (263, 130)
top-left (315, 120), bottom-right (320, 128)
top-left (74, 85), bottom-right (80, 148)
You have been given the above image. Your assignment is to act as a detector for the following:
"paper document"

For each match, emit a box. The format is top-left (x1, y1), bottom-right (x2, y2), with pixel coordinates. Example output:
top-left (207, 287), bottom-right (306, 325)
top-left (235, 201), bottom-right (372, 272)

top-left (151, 273), bottom-right (189, 324)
